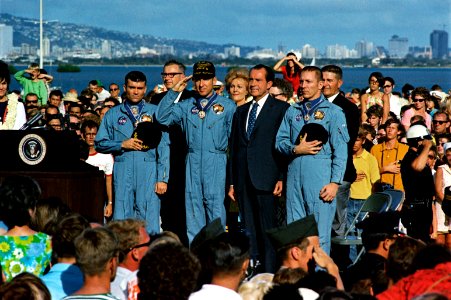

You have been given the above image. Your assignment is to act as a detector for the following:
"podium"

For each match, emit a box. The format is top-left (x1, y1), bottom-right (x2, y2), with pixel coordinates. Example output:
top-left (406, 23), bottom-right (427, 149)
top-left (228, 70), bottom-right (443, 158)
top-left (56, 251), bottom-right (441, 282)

top-left (0, 129), bottom-right (105, 223)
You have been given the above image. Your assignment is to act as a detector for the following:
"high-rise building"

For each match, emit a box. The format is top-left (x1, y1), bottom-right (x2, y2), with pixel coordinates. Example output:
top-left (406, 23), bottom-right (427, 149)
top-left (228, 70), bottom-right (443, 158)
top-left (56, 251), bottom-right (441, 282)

top-left (101, 40), bottom-right (112, 58)
top-left (301, 44), bottom-right (318, 59)
top-left (0, 24), bottom-right (13, 58)
top-left (388, 35), bottom-right (409, 58)
top-left (154, 44), bottom-right (174, 55)
top-left (354, 40), bottom-right (374, 58)
top-left (224, 46), bottom-right (240, 58)
top-left (430, 30), bottom-right (448, 59)
top-left (325, 44), bottom-right (350, 59)
top-left (43, 37), bottom-right (51, 57)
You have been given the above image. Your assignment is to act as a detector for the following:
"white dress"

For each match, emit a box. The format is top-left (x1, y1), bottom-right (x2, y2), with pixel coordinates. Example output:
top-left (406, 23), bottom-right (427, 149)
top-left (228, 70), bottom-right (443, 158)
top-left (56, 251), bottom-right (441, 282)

top-left (437, 164), bottom-right (451, 232)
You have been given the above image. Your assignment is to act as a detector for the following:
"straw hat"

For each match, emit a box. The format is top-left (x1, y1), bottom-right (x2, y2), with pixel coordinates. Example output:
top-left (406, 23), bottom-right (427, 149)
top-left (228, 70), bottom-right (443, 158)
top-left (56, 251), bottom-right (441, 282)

top-left (62, 91), bottom-right (79, 102)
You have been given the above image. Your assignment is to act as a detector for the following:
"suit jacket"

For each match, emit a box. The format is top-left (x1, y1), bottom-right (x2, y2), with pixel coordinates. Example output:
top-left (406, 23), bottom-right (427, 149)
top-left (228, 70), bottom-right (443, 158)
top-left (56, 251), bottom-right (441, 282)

top-left (229, 96), bottom-right (290, 192)
top-left (332, 94), bottom-right (360, 182)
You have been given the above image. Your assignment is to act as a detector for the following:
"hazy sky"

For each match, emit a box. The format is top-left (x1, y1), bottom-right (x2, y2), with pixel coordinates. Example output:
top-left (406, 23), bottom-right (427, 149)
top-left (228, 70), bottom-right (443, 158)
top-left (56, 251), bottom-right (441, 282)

top-left (1, 0), bottom-right (450, 51)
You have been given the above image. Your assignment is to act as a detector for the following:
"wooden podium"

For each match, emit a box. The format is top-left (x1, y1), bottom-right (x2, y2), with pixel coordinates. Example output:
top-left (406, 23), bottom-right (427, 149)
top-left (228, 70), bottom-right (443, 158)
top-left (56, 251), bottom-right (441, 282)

top-left (0, 130), bottom-right (105, 223)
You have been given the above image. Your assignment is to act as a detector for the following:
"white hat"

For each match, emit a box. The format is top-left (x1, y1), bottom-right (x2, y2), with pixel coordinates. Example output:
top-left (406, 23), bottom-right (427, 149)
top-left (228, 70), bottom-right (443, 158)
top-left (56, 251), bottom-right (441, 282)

top-left (406, 124), bottom-right (432, 140)
top-left (444, 142), bottom-right (451, 153)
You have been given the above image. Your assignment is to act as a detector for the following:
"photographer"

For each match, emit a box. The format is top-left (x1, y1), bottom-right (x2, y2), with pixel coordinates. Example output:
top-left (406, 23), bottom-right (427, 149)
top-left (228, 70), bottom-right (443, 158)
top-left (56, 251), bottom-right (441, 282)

top-left (401, 122), bottom-right (435, 243)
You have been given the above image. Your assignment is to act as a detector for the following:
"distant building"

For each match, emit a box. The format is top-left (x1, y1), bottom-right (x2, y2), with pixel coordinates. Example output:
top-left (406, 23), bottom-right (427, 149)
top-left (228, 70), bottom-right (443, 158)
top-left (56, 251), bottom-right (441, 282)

top-left (245, 48), bottom-right (277, 59)
top-left (0, 24), bottom-right (13, 58)
top-left (101, 40), bottom-right (112, 58)
top-left (325, 44), bottom-right (350, 59)
top-left (301, 44), bottom-right (318, 59)
top-left (43, 37), bottom-right (51, 57)
top-left (154, 44), bottom-right (174, 56)
top-left (355, 40), bottom-right (374, 58)
top-left (21, 43), bottom-right (32, 56)
top-left (409, 46), bottom-right (432, 59)
top-left (430, 30), bottom-right (448, 59)
top-left (224, 46), bottom-right (240, 58)
top-left (388, 35), bottom-right (409, 58)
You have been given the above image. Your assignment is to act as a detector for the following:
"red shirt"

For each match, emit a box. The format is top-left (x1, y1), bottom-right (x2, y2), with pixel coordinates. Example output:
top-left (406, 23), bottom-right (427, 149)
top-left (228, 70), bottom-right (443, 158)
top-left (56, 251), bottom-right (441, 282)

top-left (377, 262), bottom-right (451, 300)
top-left (281, 65), bottom-right (301, 95)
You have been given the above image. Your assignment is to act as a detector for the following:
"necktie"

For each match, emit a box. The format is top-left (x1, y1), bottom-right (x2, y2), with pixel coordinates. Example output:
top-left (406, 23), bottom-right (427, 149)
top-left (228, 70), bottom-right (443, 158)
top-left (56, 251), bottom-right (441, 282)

top-left (247, 102), bottom-right (259, 138)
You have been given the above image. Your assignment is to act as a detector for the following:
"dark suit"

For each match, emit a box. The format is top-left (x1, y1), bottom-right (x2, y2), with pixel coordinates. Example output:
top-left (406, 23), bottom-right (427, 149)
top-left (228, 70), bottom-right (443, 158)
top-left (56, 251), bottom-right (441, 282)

top-left (151, 90), bottom-right (193, 246)
top-left (329, 93), bottom-right (360, 268)
top-left (229, 96), bottom-right (289, 272)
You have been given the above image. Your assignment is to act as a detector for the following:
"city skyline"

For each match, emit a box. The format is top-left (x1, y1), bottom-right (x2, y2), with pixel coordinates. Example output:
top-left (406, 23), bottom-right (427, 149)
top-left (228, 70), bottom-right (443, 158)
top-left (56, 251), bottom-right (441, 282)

top-left (1, 0), bottom-right (449, 51)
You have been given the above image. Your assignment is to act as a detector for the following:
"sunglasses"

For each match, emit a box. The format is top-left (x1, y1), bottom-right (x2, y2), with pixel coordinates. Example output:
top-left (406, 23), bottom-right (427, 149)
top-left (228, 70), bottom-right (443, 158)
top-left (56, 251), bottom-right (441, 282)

top-left (26, 100), bottom-right (38, 104)
top-left (109, 88), bottom-right (119, 91)
top-left (383, 85), bottom-right (392, 88)
top-left (412, 98), bottom-right (424, 103)
top-left (128, 240), bottom-right (151, 251)
top-left (428, 155), bottom-right (436, 159)
top-left (433, 120), bottom-right (447, 125)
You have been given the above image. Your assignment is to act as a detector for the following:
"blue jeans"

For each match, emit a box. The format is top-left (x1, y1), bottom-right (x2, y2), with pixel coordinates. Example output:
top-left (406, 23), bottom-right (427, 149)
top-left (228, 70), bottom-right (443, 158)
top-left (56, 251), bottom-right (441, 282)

top-left (347, 198), bottom-right (366, 263)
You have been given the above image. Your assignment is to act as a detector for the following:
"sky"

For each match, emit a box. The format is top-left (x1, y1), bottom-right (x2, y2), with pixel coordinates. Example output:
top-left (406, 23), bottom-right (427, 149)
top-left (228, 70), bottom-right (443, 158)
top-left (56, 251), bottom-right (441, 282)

top-left (1, 0), bottom-right (450, 51)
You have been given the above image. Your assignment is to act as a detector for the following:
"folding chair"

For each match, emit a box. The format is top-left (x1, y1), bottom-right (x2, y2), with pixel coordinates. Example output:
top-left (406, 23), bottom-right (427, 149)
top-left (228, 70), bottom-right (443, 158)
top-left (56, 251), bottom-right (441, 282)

top-left (381, 189), bottom-right (405, 211)
top-left (331, 192), bottom-right (392, 247)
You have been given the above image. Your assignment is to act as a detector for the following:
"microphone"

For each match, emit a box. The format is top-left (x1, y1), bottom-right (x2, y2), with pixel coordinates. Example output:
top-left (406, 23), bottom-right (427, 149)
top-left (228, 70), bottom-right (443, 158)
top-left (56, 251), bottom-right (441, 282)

top-left (20, 113), bottom-right (43, 130)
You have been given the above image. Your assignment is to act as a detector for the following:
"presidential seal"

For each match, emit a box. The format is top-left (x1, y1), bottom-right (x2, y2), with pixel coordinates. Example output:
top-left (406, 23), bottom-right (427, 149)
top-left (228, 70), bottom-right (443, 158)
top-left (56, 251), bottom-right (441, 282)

top-left (18, 134), bottom-right (47, 165)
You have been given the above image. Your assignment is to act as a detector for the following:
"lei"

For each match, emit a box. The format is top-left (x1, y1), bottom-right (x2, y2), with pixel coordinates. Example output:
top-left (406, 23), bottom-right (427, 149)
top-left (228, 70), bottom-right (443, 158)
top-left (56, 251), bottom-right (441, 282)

top-left (0, 93), bottom-right (19, 130)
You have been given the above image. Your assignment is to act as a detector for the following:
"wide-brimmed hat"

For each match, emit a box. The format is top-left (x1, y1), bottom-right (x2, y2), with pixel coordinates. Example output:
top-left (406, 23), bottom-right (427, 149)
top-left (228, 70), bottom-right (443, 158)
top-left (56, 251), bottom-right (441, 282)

top-left (62, 92), bottom-right (79, 102)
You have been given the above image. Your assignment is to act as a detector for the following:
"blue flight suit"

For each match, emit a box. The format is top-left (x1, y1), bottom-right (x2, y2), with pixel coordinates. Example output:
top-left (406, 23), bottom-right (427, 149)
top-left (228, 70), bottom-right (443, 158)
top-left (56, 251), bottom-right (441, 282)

top-left (275, 95), bottom-right (349, 254)
top-left (156, 89), bottom-right (236, 243)
top-left (95, 101), bottom-right (169, 234)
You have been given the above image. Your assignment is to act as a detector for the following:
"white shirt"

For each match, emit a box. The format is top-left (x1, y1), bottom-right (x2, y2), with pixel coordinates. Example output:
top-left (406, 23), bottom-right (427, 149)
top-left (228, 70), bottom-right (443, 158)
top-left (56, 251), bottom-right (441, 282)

top-left (246, 93), bottom-right (269, 132)
top-left (86, 151), bottom-right (114, 175)
top-left (97, 88), bottom-right (111, 102)
top-left (327, 92), bottom-right (339, 103)
top-left (189, 284), bottom-right (242, 300)
top-left (110, 267), bottom-right (136, 300)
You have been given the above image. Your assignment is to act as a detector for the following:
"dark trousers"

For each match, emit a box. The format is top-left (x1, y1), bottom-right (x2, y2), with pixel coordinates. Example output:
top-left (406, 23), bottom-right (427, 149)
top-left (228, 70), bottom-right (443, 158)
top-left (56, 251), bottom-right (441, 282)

top-left (401, 199), bottom-right (433, 243)
top-left (237, 173), bottom-right (277, 273)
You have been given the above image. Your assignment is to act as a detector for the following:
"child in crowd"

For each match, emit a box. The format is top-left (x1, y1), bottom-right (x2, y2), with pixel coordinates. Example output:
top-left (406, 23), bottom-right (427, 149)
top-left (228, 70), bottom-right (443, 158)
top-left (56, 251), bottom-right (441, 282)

top-left (347, 127), bottom-right (381, 262)
top-left (14, 63), bottom-right (53, 106)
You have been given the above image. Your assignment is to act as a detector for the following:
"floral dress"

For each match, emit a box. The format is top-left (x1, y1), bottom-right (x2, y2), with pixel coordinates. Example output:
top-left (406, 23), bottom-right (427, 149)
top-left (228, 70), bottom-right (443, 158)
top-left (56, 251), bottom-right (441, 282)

top-left (0, 232), bottom-right (52, 281)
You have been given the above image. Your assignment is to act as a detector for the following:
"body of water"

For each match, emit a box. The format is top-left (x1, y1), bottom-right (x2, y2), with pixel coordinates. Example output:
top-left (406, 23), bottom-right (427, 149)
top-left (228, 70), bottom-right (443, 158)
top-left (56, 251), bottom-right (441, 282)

top-left (9, 65), bottom-right (451, 95)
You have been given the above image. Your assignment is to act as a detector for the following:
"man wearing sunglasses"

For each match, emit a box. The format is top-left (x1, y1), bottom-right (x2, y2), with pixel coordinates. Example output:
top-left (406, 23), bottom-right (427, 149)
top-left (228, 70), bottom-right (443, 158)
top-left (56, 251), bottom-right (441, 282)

top-left (432, 112), bottom-right (450, 136)
top-left (108, 219), bottom-right (150, 300)
top-left (401, 87), bottom-right (432, 131)
top-left (109, 83), bottom-right (122, 103)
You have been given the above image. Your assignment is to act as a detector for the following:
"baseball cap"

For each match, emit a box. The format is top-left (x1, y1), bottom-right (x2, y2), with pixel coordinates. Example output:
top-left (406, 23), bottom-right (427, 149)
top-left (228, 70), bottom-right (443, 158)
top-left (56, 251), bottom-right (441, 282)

top-left (193, 61), bottom-right (215, 80)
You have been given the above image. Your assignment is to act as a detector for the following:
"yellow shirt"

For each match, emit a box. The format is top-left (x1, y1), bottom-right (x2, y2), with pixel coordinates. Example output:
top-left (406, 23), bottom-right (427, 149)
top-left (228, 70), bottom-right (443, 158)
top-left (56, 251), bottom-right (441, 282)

top-left (350, 150), bottom-right (380, 199)
top-left (370, 140), bottom-right (409, 191)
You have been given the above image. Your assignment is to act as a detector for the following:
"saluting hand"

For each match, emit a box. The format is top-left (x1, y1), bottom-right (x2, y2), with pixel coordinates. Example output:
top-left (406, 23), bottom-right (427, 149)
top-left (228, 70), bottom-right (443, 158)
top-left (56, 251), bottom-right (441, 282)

top-left (172, 75), bottom-right (192, 93)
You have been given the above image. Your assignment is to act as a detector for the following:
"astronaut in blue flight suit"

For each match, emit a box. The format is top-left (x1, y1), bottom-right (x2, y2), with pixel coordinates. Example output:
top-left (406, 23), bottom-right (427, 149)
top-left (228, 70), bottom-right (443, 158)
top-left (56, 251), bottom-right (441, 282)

top-left (95, 71), bottom-right (169, 234)
top-left (276, 66), bottom-right (349, 255)
top-left (156, 61), bottom-right (236, 243)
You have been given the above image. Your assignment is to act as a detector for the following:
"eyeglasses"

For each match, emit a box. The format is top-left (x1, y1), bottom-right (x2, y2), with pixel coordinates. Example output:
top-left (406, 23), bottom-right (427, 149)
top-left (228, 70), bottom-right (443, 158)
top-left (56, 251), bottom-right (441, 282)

top-left (433, 120), bottom-right (447, 125)
top-left (161, 72), bottom-right (182, 78)
top-left (428, 155), bottom-right (436, 159)
top-left (383, 85), bottom-right (392, 88)
top-left (412, 98), bottom-right (424, 102)
top-left (128, 240), bottom-right (151, 252)
top-left (270, 93), bottom-right (284, 98)
top-left (26, 100), bottom-right (38, 104)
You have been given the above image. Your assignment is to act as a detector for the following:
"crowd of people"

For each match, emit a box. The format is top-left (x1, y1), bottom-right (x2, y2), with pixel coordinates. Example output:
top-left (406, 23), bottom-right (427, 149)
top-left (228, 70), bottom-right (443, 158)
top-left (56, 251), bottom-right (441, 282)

top-left (0, 56), bottom-right (450, 299)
